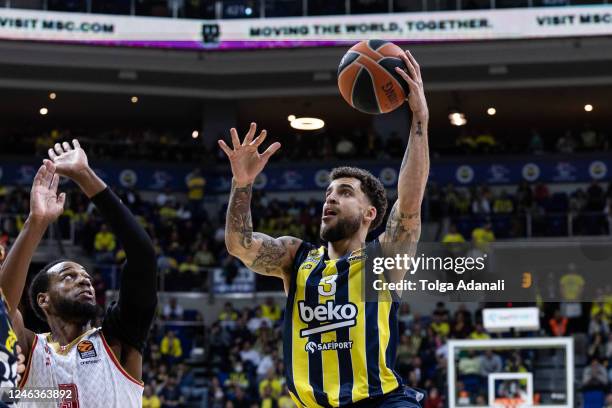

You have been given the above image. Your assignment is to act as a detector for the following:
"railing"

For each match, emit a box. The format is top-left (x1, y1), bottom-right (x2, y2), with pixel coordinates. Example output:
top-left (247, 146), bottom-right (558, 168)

top-left (1, 0), bottom-right (608, 19)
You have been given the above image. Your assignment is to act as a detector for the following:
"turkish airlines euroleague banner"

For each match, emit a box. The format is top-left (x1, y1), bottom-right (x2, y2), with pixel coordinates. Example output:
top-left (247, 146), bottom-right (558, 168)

top-left (0, 5), bottom-right (611, 49)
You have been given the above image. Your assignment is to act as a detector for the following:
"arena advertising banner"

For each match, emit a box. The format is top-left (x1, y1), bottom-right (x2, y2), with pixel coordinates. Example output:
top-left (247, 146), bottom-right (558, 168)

top-left (0, 5), bottom-right (611, 50)
top-left (0, 155), bottom-right (609, 192)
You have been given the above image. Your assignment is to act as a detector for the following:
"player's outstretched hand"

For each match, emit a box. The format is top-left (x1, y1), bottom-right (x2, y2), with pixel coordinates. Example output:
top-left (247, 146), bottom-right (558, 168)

top-left (218, 122), bottom-right (281, 185)
top-left (16, 344), bottom-right (25, 385)
top-left (395, 50), bottom-right (428, 119)
top-left (29, 160), bottom-right (65, 225)
top-left (47, 139), bottom-right (90, 181)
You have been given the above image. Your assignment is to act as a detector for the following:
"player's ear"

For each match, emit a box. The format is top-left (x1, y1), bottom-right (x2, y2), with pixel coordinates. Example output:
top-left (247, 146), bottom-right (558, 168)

top-left (364, 205), bottom-right (376, 225)
top-left (37, 292), bottom-right (50, 311)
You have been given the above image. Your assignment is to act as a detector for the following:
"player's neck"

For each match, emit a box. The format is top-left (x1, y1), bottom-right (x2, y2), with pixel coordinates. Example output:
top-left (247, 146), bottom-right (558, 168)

top-left (327, 233), bottom-right (366, 260)
top-left (47, 316), bottom-right (92, 346)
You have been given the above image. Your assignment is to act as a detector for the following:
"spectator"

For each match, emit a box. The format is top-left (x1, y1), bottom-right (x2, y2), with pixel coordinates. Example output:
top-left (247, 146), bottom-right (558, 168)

top-left (159, 376), bottom-right (184, 408)
top-left (528, 128), bottom-right (544, 154)
top-left (472, 221), bottom-right (495, 253)
top-left (480, 350), bottom-right (503, 376)
top-left (580, 123), bottom-right (600, 150)
top-left (240, 341), bottom-right (261, 369)
top-left (582, 358), bottom-right (608, 391)
top-left (258, 368), bottom-right (282, 400)
top-left (225, 363), bottom-right (250, 390)
top-left (194, 241), bottom-right (216, 267)
top-left (470, 323), bottom-right (490, 340)
top-left (589, 312), bottom-right (610, 338)
top-left (143, 384), bottom-right (161, 408)
top-left (556, 131), bottom-right (577, 153)
top-left (424, 387), bottom-right (443, 408)
top-left (431, 313), bottom-right (450, 338)
top-left (589, 333), bottom-right (606, 360)
top-left (162, 297), bottom-right (184, 320)
top-left (458, 350), bottom-right (482, 376)
top-left (160, 330), bottom-right (183, 364)
top-left (549, 310), bottom-right (568, 336)
top-left (442, 224), bottom-right (466, 245)
top-left (471, 190), bottom-right (491, 214)
top-left (277, 385), bottom-right (297, 408)
top-left (533, 182), bottom-right (550, 204)
top-left (219, 302), bottom-right (239, 330)
top-left (398, 303), bottom-right (414, 334)
top-left (493, 190), bottom-right (514, 214)
top-left (92, 271), bottom-right (107, 307)
top-left (186, 167), bottom-right (206, 213)
top-left (94, 223), bottom-right (116, 261)
top-left (261, 297), bottom-right (281, 322)
top-left (247, 307), bottom-right (272, 334)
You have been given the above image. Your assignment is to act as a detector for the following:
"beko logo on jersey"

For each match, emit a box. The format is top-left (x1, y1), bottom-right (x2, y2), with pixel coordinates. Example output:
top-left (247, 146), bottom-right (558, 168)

top-left (298, 300), bottom-right (357, 337)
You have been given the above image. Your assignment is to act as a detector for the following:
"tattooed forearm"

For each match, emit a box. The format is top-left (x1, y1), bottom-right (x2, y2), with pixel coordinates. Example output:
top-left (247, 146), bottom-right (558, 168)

top-left (250, 234), bottom-right (288, 275)
top-left (384, 202), bottom-right (421, 243)
top-left (227, 182), bottom-right (254, 249)
top-left (416, 121), bottom-right (423, 137)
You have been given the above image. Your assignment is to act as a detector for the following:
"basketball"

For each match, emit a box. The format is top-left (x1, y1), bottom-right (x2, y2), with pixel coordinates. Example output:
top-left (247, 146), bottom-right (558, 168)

top-left (337, 40), bottom-right (410, 115)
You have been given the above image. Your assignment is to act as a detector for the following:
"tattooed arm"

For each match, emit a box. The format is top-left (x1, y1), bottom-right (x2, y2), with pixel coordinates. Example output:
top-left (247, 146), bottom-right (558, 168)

top-left (219, 123), bottom-right (302, 291)
top-left (379, 50), bottom-right (429, 258)
top-left (225, 181), bottom-right (302, 287)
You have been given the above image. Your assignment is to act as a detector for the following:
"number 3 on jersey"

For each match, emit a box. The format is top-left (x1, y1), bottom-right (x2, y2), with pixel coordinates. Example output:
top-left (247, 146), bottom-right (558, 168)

top-left (318, 274), bottom-right (337, 297)
top-left (59, 383), bottom-right (79, 408)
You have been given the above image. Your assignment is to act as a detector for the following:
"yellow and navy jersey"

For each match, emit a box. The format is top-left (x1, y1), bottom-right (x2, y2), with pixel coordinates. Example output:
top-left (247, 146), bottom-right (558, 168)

top-left (283, 241), bottom-right (402, 408)
top-left (0, 290), bottom-right (18, 391)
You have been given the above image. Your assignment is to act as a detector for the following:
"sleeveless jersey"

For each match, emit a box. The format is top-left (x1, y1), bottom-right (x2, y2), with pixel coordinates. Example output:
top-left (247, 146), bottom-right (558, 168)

top-left (19, 328), bottom-right (143, 408)
top-left (0, 291), bottom-right (18, 404)
top-left (284, 242), bottom-right (402, 407)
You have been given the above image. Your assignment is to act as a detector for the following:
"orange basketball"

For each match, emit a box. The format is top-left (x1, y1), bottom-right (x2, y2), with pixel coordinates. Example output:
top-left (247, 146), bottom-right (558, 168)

top-left (337, 40), bottom-right (409, 115)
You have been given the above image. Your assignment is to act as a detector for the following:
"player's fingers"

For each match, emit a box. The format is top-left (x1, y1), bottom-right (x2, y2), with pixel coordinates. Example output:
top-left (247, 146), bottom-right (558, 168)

top-left (54, 143), bottom-right (64, 156)
top-left (230, 128), bottom-right (241, 149)
top-left (62, 141), bottom-right (71, 152)
top-left (405, 50), bottom-right (421, 77)
top-left (395, 67), bottom-right (418, 89)
top-left (244, 122), bottom-right (257, 145)
top-left (250, 130), bottom-right (267, 147)
top-left (261, 142), bottom-right (281, 161)
top-left (57, 192), bottom-right (66, 207)
top-left (399, 53), bottom-right (418, 82)
top-left (72, 139), bottom-right (81, 149)
top-left (50, 173), bottom-right (59, 193)
top-left (218, 140), bottom-right (233, 157)
top-left (48, 148), bottom-right (57, 160)
top-left (33, 164), bottom-right (46, 186)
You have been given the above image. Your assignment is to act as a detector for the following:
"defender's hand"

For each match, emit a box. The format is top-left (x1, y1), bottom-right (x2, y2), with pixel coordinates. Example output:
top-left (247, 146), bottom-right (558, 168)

top-left (29, 160), bottom-right (65, 224)
top-left (218, 122), bottom-right (281, 186)
top-left (395, 50), bottom-right (428, 119)
top-left (48, 139), bottom-right (90, 181)
top-left (16, 344), bottom-right (25, 385)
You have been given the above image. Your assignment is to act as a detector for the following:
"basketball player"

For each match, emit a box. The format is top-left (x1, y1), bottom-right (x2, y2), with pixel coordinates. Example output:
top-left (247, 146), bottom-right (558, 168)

top-left (0, 243), bottom-right (26, 407)
top-left (220, 50), bottom-right (429, 407)
top-left (0, 140), bottom-right (158, 407)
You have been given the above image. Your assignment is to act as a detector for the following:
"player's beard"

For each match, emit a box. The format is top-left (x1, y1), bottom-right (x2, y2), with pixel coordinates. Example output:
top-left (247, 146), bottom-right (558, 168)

top-left (320, 213), bottom-right (362, 243)
top-left (54, 297), bottom-right (98, 325)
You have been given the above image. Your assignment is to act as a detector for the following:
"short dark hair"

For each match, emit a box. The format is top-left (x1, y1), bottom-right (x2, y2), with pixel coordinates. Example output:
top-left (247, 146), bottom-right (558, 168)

top-left (329, 166), bottom-right (388, 231)
top-left (29, 259), bottom-right (69, 322)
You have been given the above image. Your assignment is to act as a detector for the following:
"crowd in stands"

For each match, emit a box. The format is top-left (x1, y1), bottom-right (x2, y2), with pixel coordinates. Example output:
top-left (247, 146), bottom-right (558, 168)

top-left (1, 125), bottom-right (610, 164)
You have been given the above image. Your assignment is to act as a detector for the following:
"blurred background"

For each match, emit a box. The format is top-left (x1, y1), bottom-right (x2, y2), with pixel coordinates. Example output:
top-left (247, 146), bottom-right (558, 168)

top-left (1, 0), bottom-right (612, 407)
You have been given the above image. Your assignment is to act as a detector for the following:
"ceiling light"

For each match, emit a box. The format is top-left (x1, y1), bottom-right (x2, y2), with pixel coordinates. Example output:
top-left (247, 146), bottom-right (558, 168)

top-left (448, 112), bottom-right (467, 126)
top-left (192, 130), bottom-right (199, 139)
top-left (49, 92), bottom-right (56, 100)
top-left (39, 107), bottom-right (48, 115)
top-left (487, 107), bottom-right (496, 116)
top-left (584, 104), bottom-right (593, 112)
top-left (290, 117), bottom-right (325, 131)
top-left (131, 96), bottom-right (138, 103)
top-left (287, 115), bottom-right (296, 122)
